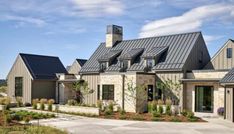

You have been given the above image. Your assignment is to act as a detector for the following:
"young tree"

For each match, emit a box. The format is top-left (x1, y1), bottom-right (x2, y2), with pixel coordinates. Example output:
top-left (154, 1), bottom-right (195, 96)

top-left (72, 79), bottom-right (92, 104)
top-left (125, 80), bottom-right (147, 113)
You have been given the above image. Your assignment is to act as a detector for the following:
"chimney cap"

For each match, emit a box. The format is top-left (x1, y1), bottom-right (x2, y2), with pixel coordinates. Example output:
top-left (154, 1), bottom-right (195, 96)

top-left (106, 25), bottom-right (123, 35)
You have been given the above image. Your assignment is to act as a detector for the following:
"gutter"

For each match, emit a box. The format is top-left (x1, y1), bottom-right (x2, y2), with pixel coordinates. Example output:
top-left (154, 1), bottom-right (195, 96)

top-left (121, 74), bottom-right (125, 110)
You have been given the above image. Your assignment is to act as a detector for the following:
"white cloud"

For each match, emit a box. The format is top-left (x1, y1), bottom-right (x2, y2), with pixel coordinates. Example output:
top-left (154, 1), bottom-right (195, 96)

top-left (139, 3), bottom-right (234, 38)
top-left (0, 14), bottom-right (46, 27)
top-left (203, 35), bottom-right (224, 45)
top-left (71, 0), bottom-right (124, 17)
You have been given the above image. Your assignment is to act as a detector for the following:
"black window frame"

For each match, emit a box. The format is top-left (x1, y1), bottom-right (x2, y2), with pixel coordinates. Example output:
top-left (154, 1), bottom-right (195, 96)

top-left (227, 48), bottom-right (232, 58)
top-left (15, 77), bottom-right (23, 97)
top-left (97, 85), bottom-right (100, 100)
top-left (102, 85), bottom-right (114, 100)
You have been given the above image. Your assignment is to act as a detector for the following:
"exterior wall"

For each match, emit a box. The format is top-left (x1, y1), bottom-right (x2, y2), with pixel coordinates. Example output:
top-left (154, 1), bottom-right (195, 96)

top-left (156, 72), bottom-right (184, 106)
top-left (82, 74), bottom-right (100, 105)
top-left (68, 61), bottom-right (81, 74)
top-left (32, 81), bottom-right (56, 100)
top-left (207, 40), bottom-right (234, 70)
top-left (185, 82), bottom-right (224, 115)
top-left (7, 56), bottom-right (32, 103)
top-left (184, 34), bottom-right (211, 70)
top-left (225, 88), bottom-right (233, 122)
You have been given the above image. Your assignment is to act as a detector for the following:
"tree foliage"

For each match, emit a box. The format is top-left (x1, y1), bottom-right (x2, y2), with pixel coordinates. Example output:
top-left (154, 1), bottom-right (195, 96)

top-left (72, 79), bottom-right (91, 104)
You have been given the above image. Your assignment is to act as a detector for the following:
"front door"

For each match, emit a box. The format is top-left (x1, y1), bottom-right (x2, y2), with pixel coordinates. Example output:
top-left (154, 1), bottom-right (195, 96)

top-left (195, 86), bottom-right (214, 113)
top-left (148, 85), bottom-right (153, 101)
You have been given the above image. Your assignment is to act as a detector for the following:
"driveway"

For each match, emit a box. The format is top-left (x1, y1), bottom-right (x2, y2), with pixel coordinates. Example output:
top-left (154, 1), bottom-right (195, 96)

top-left (30, 113), bottom-right (234, 134)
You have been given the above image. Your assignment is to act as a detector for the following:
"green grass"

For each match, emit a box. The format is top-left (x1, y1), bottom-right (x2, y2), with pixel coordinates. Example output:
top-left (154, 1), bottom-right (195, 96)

top-left (0, 125), bottom-right (68, 134)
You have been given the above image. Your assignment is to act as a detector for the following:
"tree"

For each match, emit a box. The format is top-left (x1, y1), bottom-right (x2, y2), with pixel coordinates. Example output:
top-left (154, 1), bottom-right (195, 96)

top-left (72, 79), bottom-right (92, 104)
top-left (125, 80), bottom-right (147, 113)
top-left (156, 78), bottom-right (181, 104)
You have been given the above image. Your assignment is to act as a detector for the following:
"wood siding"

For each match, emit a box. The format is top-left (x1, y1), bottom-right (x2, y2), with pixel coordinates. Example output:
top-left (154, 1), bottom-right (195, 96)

top-left (225, 88), bottom-right (233, 122)
top-left (32, 80), bottom-right (56, 100)
top-left (82, 74), bottom-right (100, 105)
top-left (206, 40), bottom-right (234, 70)
top-left (7, 56), bottom-right (33, 103)
top-left (184, 34), bottom-right (211, 70)
top-left (68, 61), bottom-right (81, 74)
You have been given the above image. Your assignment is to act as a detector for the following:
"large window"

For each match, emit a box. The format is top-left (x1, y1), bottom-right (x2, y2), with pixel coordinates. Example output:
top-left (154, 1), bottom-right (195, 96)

top-left (102, 85), bottom-right (114, 100)
top-left (15, 77), bottom-right (23, 97)
top-left (227, 48), bottom-right (232, 58)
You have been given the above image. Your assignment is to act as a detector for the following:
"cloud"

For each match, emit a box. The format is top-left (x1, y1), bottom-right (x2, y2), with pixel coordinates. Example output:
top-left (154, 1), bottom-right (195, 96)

top-left (0, 14), bottom-right (46, 27)
top-left (139, 3), bottom-right (234, 38)
top-left (203, 35), bottom-right (224, 45)
top-left (71, 0), bottom-right (124, 17)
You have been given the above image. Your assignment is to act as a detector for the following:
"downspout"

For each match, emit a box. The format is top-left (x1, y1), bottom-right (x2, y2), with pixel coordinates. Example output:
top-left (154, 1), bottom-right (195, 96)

top-left (121, 74), bottom-right (125, 110)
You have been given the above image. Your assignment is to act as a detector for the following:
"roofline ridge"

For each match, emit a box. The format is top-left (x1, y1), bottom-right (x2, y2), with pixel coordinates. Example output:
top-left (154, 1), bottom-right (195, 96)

top-left (19, 53), bottom-right (59, 58)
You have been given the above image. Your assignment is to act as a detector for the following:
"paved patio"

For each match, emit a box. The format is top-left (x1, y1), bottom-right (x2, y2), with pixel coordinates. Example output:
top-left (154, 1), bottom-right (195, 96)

top-left (30, 112), bottom-right (234, 134)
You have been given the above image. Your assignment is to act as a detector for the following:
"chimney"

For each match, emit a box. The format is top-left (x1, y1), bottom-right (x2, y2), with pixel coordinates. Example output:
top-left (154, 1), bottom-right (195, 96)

top-left (106, 25), bottom-right (123, 48)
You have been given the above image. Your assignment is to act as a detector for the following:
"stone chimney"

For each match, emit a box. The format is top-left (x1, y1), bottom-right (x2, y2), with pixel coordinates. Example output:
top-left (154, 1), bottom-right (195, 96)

top-left (106, 25), bottom-right (123, 48)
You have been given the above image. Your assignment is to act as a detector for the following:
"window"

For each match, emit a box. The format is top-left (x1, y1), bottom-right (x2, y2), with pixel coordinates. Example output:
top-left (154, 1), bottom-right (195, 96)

top-left (146, 59), bottom-right (154, 68)
top-left (102, 85), bottom-right (114, 100)
top-left (227, 48), bottom-right (232, 58)
top-left (120, 60), bottom-right (128, 70)
top-left (199, 51), bottom-right (203, 63)
top-left (15, 77), bottom-right (23, 97)
top-left (97, 85), bottom-right (100, 100)
top-left (100, 62), bottom-right (107, 71)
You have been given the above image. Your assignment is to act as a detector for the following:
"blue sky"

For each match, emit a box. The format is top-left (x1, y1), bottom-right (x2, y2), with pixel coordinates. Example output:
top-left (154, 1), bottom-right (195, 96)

top-left (0, 0), bottom-right (234, 79)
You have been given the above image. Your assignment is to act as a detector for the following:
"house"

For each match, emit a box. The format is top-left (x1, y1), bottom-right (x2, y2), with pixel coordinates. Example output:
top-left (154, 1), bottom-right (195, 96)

top-left (79, 25), bottom-right (211, 112)
top-left (7, 53), bottom-right (67, 103)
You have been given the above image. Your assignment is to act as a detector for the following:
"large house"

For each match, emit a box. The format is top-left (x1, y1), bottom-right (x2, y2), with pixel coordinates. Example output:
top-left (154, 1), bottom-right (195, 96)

top-left (7, 25), bottom-right (234, 122)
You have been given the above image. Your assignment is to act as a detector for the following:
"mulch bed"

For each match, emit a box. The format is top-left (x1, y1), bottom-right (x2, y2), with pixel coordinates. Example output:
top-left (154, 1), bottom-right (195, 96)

top-left (98, 112), bottom-right (206, 122)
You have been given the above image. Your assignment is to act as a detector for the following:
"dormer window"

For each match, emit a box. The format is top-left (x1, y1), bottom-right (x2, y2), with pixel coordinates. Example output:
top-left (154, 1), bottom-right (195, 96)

top-left (100, 62), bottom-right (107, 71)
top-left (120, 60), bottom-right (128, 71)
top-left (146, 59), bottom-right (155, 69)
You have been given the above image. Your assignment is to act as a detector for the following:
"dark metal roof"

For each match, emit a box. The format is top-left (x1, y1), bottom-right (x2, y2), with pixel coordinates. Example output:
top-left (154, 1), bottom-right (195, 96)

top-left (76, 59), bottom-right (87, 67)
top-left (119, 48), bottom-right (144, 60)
top-left (220, 68), bottom-right (234, 84)
top-left (142, 46), bottom-right (168, 59)
top-left (20, 53), bottom-right (68, 80)
top-left (80, 32), bottom-right (201, 73)
top-left (98, 50), bottom-right (122, 62)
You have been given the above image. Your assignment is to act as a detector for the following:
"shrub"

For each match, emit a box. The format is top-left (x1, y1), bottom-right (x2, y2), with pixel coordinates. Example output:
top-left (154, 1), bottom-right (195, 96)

top-left (40, 99), bottom-right (47, 110)
top-left (0, 97), bottom-right (11, 109)
top-left (186, 111), bottom-right (195, 119)
top-left (157, 99), bottom-right (164, 105)
top-left (40, 98), bottom-right (47, 104)
top-left (158, 105), bottom-right (163, 114)
top-left (48, 99), bottom-right (55, 111)
top-left (188, 117), bottom-right (198, 122)
top-left (119, 114), bottom-right (127, 120)
top-left (32, 99), bottom-right (39, 109)
top-left (117, 106), bottom-right (121, 112)
top-left (152, 111), bottom-right (161, 117)
top-left (3, 111), bottom-right (12, 126)
top-left (217, 107), bottom-right (224, 116)
top-left (165, 99), bottom-right (172, 105)
top-left (104, 109), bottom-right (112, 116)
top-left (97, 100), bottom-right (103, 110)
top-left (148, 102), bottom-right (152, 113)
top-left (151, 117), bottom-right (162, 121)
top-left (23, 115), bottom-right (31, 123)
top-left (16, 97), bottom-right (23, 107)
top-left (181, 110), bottom-right (188, 117)
top-left (170, 117), bottom-right (181, 122)
top-left (152, 101), bottom-right (157, 112)
top-left (120, 109), bottom-right (126, 115)
top-left (131, 114), bottom-right (144, 121)
top-left (67, 99), bottom-right (77, 106)
top-left (165, 105), bottom-right (171, 115)
top-left (108, 101), bottom-right (114, 113)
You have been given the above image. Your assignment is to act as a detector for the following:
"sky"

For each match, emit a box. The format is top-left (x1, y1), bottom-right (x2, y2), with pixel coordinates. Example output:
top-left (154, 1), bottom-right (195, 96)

top-left (0, 0), bottom-right (234, 79)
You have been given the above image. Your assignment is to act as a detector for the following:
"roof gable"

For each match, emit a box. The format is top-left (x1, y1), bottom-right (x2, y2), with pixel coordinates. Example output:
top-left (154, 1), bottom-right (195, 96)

top-left (20, 53), bottom-right (67, 80)
top-left (76, 59), bottom-right (87, 67)
top-left (80, 32), bottom-right (202, 73)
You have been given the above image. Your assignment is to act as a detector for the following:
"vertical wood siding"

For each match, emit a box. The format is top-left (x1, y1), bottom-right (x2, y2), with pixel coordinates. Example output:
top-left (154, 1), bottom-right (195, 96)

top-left (7, 56), bottom-right (32, 103)
top-left (207, 40), bottom-right (234, 70)
top-left (225, 88), bottom-right (233, 122)
top-left (68, 61), bottom-right (81, 74)
top-left (82, 75), bottom-right (100, 105)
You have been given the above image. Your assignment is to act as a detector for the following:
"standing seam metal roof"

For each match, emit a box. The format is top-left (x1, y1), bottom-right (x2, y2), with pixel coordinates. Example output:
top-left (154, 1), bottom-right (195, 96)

top-left (80, 32), bottom-right (201, 73)
top-left (220, 68), bottom-right (234, 83)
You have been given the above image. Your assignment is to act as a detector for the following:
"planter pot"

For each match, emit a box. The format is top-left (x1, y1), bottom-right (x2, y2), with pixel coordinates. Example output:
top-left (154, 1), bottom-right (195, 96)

top-left (0, 105), bottom-right (6, 111)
